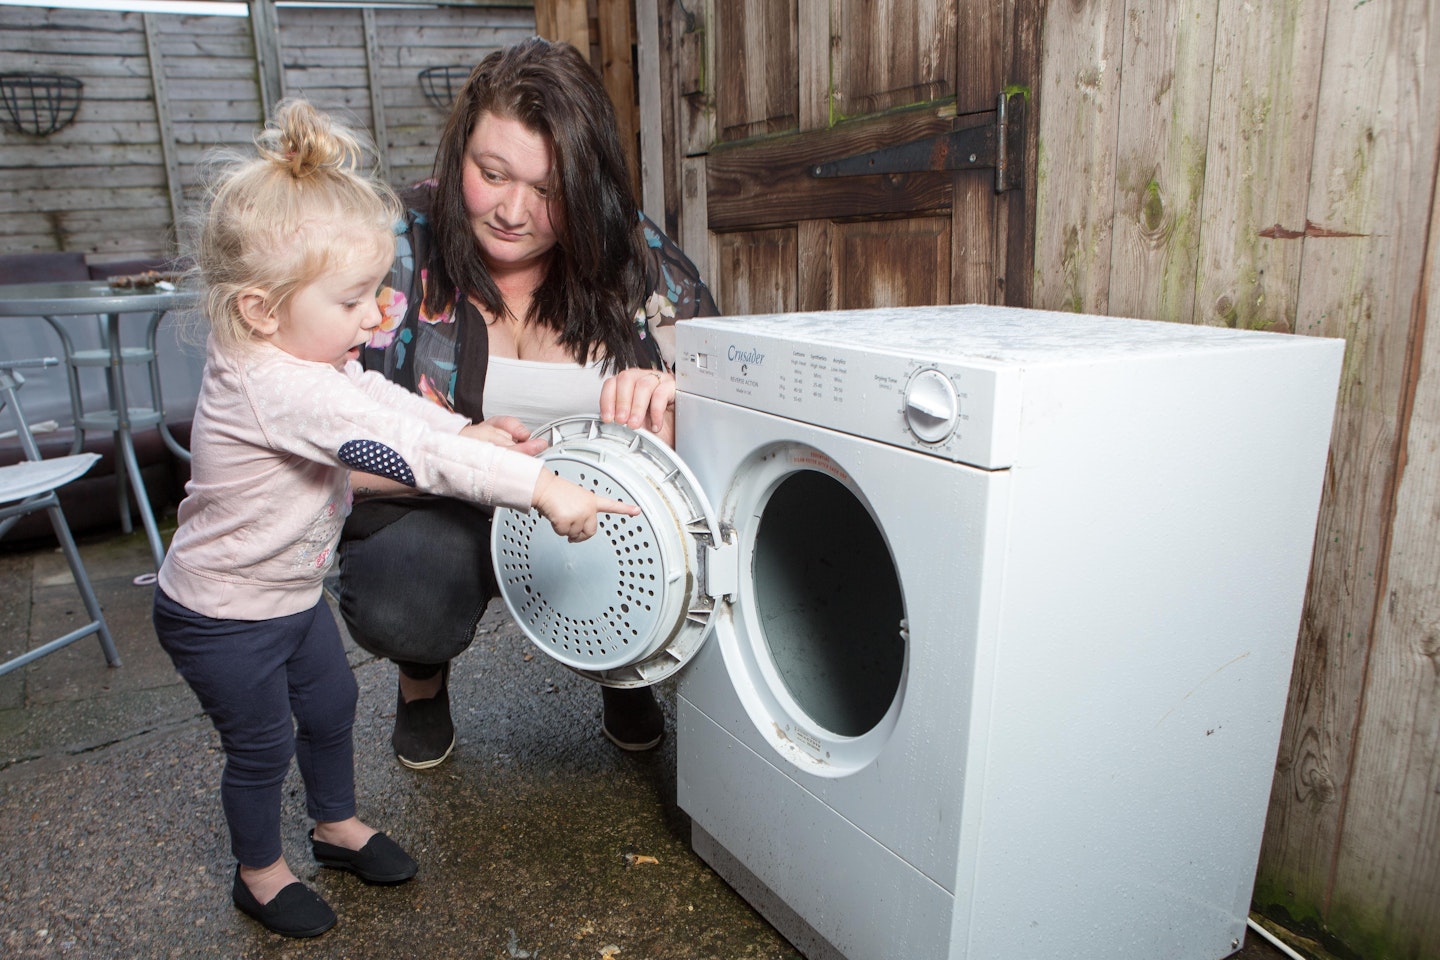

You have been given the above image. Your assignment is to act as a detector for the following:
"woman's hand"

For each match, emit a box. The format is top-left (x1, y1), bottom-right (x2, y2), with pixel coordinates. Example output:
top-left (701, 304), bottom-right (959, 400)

top-left (600, 368), bottom-right (677, 446)
top-left (461, 415), bottom-right (548, 456)
top-left (531, 470), bottom-right (641, 542)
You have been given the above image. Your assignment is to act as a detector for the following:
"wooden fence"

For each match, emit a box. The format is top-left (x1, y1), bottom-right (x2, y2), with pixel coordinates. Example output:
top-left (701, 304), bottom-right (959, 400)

top-left (1030, 3), bottom-right (1440, 958)
top-left (0, 2), bottom-right (535, 262)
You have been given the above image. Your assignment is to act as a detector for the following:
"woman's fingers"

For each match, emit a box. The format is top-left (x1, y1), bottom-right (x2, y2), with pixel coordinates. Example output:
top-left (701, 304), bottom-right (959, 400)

top-left (463, 416), bottom-right (547, 454)
top-left (601, 368), bottom-right (676, 436)
top-left (485, 415), bottom-right (533, 443)
top-left (460, 422), bottom-right (518, 446)
top-left (645, 375), bottom-right (676, 433)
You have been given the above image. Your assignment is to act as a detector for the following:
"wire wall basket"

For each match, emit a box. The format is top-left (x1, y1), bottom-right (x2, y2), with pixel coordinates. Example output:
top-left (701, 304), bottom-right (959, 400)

top-left (418, 65), bottom-right (472, 112)
top-left (0, 73), bottom-right (83, 136)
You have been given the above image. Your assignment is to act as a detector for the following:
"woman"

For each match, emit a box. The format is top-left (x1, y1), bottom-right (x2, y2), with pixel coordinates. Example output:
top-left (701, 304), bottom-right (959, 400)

top-left (336, 37), bottom-right (719, 770)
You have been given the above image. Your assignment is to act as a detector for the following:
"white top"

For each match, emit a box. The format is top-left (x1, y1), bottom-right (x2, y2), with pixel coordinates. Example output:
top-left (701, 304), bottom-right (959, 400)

top-left (484, 355), bottom-right (608, 431)
top-left (159, 338), bottom-right (544, 621)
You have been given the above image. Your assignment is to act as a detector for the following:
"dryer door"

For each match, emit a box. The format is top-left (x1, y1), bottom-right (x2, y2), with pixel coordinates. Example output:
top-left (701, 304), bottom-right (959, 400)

top-left (681, 406), bottom-right (911, 779)
top-left (490, 416), bottom-right (726, 687)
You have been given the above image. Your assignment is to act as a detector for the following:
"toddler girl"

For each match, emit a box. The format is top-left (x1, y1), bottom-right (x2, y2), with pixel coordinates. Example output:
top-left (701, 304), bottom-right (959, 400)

top-left (152, 99), bottom-right (635, 938)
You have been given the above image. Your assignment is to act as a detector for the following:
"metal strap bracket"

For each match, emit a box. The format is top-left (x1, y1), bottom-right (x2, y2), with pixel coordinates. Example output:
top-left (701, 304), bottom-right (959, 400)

top-left (810, 91), bottom-right (1023, 192)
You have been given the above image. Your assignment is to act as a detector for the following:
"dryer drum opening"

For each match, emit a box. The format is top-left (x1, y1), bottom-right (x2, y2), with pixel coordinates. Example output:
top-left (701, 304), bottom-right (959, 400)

top-left (751, 470), bottom-right (905, 738)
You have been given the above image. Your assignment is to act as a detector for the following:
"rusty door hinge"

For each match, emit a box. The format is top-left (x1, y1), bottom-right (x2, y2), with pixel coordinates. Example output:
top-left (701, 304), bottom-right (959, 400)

top-left (810, 91), bottom-right (1024, 192)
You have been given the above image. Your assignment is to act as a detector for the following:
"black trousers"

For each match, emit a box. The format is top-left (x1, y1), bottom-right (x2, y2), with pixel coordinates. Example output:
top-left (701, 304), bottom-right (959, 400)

top-left (336, 496), bottom-right (496, 681)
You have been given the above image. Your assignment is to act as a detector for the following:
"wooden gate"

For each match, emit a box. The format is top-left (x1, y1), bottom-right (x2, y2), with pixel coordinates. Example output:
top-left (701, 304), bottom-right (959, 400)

top-left (663, 1), bottom-right (1042, 316)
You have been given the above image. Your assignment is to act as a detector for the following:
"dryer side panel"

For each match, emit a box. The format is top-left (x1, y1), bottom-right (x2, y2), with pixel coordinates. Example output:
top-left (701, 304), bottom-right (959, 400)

top-left (958, 338), bottom-right (1344, 960)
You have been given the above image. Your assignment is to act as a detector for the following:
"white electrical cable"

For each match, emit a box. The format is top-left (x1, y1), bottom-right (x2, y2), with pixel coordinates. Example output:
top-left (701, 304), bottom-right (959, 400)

top-left (1247, 917), bottom-right (1309, 960)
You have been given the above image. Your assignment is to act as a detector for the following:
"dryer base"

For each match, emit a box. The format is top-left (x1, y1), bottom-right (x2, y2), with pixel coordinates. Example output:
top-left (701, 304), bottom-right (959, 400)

top-left (692, 822), bottom-right (845, 960)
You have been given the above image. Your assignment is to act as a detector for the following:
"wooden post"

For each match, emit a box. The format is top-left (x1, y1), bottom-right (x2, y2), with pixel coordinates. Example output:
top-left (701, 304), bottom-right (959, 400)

top-left (142, 13), bottom-right (184, 242)
top-left (362, 7), bottom-right (390, 182)
top-left (597, 0), bottom-right (639, 201)
top-left (635, 0), bottom-right (664, 220)
top-left (533, 0), bottom-right (589, 52)
top-left (248, 0), bottom-right (285, 117)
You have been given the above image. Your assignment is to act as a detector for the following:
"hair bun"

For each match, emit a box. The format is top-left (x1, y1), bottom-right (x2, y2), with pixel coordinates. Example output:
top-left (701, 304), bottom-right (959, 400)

top-left (256, 98), bottom-right (363, 178)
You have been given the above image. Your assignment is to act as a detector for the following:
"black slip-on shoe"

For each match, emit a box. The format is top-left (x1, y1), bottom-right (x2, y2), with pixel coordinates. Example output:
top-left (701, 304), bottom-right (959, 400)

top-left (310, 830), bottom-right (418, 884)
top-left (231, 865), bottom-right (336, 939)
top-left (392, 667), bottom-right (455, 770)
top-left (601, 685), bottom-right (664, 752)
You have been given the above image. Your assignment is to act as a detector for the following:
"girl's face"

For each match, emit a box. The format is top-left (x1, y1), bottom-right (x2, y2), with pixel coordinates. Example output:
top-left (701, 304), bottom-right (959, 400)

top-left (460, 112), bottom-right (562, 274)
top-left (263, 237), bottom-right (393, 370)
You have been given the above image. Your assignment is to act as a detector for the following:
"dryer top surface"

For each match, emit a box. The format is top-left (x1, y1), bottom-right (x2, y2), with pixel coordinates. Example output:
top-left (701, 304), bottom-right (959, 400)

top-left (680, 304), bottom-right (1321, 367)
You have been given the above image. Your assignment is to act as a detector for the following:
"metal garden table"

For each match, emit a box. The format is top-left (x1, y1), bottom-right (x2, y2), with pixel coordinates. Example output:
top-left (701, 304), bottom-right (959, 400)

top-left (0, 280), bottom-right (197, 569)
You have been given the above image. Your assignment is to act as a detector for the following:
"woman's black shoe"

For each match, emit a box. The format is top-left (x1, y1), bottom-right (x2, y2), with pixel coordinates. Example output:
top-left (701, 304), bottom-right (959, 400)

top-left (231, 866), bottom-right (336, 938)
top-left (601, 685), bottom-right (664, 751)
top-left (392, 665), bottom-right (454, 769)
top-left (311, 830), bottom-right (418, 884)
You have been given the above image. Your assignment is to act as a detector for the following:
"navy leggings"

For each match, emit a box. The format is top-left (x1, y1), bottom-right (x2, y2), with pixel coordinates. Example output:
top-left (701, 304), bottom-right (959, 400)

top-left (153, 589), bottom-right (359, 868)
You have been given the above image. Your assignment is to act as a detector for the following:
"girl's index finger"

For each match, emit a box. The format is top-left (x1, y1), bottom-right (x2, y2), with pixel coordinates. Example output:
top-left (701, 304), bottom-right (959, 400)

top-left (597, 497), bottom-right (641, 517)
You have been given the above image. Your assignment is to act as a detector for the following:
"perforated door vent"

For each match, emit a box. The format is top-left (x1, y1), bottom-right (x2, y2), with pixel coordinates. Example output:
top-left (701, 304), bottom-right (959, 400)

top-left (490, 417), bottom-right (723, 687)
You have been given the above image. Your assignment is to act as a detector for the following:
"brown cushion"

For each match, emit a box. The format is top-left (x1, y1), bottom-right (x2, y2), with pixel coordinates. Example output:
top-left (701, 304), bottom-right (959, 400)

top-left (0, 252), bottom-right (89, 285)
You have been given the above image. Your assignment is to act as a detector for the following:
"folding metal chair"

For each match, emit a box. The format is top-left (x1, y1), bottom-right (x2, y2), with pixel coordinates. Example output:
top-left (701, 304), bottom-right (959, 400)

top-left (0, 357), bottom-right (119, 676)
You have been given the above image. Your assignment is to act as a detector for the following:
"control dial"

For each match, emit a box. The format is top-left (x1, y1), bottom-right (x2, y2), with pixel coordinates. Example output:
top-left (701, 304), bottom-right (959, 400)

top-left (903, 368), bottom-right (959, 443)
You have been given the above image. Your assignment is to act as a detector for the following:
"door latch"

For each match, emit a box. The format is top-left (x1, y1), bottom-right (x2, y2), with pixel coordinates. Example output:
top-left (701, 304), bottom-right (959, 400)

top-left (810, 91), bottom-right (1023, 192)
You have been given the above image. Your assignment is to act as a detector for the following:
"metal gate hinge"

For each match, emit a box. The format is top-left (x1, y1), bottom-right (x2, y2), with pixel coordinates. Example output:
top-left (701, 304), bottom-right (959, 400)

top-left (809, 91), bottom-right (1023, 192)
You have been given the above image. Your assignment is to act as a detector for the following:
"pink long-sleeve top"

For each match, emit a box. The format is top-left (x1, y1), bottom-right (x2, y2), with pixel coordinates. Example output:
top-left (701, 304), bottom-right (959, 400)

top-left (157, 338), bottom-right (543, 621)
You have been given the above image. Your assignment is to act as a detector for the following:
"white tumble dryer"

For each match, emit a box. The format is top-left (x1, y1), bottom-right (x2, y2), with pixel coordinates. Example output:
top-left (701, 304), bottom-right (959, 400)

top-left (490, 305), bottom-right (1343, 960)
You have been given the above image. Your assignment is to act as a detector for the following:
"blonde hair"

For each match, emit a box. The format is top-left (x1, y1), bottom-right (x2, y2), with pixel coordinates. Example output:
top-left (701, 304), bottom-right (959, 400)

top-left (190, 99), bottom-right (401, 351)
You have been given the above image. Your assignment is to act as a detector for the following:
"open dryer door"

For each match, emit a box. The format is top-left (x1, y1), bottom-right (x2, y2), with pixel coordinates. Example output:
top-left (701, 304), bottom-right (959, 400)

top-left (489, 416), bottom-right (729, 687)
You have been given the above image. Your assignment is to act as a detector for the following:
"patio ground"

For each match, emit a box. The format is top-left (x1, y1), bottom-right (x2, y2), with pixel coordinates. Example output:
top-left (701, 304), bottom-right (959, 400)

top-left (0, 520), bottom-right (1298, 959)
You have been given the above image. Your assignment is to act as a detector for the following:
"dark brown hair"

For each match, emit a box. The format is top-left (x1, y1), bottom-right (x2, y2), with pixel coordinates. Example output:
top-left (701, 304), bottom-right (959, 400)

top-left (426, 37), bottom-right (645, 370)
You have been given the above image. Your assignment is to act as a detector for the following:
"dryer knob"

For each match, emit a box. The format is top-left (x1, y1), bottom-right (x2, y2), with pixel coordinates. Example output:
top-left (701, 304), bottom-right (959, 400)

top-left (903, 369), bottom-right (959, 443)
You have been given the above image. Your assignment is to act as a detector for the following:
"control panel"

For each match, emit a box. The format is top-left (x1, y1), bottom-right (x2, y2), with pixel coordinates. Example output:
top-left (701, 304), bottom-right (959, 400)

top-left (677, 326), bottom-right (1020, 469)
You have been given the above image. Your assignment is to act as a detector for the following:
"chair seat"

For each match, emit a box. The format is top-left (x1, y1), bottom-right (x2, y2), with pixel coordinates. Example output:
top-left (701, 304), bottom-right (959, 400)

top-left (77, 408), bottom-right (164, 431)
top-left (0, 453), bottom-right (100, 504)
top-left (68, 346), bottom-right (158, 367)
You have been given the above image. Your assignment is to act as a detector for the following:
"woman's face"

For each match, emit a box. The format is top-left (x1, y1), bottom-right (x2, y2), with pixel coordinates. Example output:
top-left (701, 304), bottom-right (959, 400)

top-left (460, 112), bottom-right (561, 273)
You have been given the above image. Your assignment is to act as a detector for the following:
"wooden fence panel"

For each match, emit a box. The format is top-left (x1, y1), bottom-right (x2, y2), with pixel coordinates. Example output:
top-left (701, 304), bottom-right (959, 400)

top-left (0, 4), bottom-right (535, 258)
top-left (1104, 0), bottom-right (1215, 323)
top-left (1302, 3), bottom-right (1440, 955)
top-left (1031, 0), bottom-right (1440, 954)
top-left (1194, 0), bottom-right (1324, 333)
top-left (149, 14), bottom-right (260, 236)
top-left (280, 7), bottom-right (373, 131)
top-left (1251, 0), bottom-right (1440, 940)
top-left (0, 8), bottom-right (168, 256)
top-left (1031, 0), bottom-right (1124, 314)
top-left (1344, 155), bottom-right (1440, 960)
